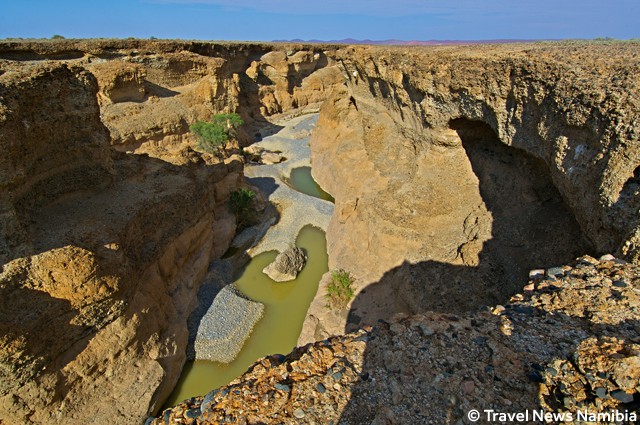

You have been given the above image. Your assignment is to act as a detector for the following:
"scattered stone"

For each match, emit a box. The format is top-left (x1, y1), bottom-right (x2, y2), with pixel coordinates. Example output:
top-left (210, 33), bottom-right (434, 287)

top-left (545, 367), bottom-right (558, 377)
top-left (527, 370), bottom-right (544, 383)
top-left (611, 390), bottom-right (634, 403)
top-left (260, 151), bottom-right (286, 165)
top-left (293, 408), bottom-right (306, 419)
top-left (153, 257), bottom-right (640, 425)
top-left (612, 280), bottom-right (628, 288)
top-left (184, 409), bottom-right (200, 419)
top-left (274, 383), bottom-right (291, 392)
top-left (529, 269), bottom-right (545, 279)
top-left (263, 247), bottom-right (307, 282)
top-left (201, 389), bottom-right (218, 414)
top-left (546, 267), bottom-right (565, 278)
top-left (579, 256), bottom-right (599, 266)
top-left (595, 387), bottom-right (608, 399)
top-left (599, 254), bottom-right (616, 262)
top-left (461, 380), bottom-right (475, 394)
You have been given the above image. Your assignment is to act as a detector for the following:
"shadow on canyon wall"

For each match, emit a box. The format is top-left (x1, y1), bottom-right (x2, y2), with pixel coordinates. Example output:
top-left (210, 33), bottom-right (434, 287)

top-left (340, 119), bottom-right (598, 422)
top-left (346, 118), bottom-right (594, 330)
top-left (186, 176), bottom-right (281, 360)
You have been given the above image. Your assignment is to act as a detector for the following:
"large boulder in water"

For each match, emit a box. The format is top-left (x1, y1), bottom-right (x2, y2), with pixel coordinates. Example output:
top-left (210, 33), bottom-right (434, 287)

top-left (263, 247), bottom-right (307, 282)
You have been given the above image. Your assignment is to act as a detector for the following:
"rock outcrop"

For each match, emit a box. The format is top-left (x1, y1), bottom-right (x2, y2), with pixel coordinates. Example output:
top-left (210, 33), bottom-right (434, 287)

top-left (308, 42), bottom-right (640, 337)
top-left (0, 63), bottom-right (241, 424)
top-left (0, 40), bottom-right (343, 158)
top-left (263, 247), bottom-right (307, 282)
top-left (0, 64), bottom-right (114, 264)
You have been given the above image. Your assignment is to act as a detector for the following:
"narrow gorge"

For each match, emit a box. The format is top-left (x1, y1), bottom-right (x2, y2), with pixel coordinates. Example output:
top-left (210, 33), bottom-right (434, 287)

top-left (0, 40), bottom-right (638, 424)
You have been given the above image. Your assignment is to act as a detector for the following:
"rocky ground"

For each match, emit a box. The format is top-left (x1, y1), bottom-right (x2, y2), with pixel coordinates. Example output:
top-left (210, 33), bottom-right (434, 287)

top-left (152, 253), bottom-right (640, 424)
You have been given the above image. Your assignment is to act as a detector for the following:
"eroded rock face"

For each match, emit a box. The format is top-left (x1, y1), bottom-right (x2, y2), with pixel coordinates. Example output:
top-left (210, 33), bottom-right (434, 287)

top-left (0, 64), bottom-right (114, 263)
top-left (309, 43), bottom-right (640, 336)
top-left (0, 64), bottom-right (242, 424)
top-left (2, 40), bottom-right (639, 424)
top-left (0, 40), bottom-right (344, 160)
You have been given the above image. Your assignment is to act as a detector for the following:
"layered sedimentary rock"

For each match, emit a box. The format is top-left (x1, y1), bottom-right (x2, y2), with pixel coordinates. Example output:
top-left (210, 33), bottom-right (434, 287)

top-left (309, 42), bottom-right (640, 337)
top-left (0, 63), bottom-right (241, 424)
top-left (1, 40), bottom-right (639, 424)
top-left (0, 39), bottom-right (346, 424)
top-left (0, 40), bottom-right (343, 156)
top-left (0, 65), bottom-right (114, 264)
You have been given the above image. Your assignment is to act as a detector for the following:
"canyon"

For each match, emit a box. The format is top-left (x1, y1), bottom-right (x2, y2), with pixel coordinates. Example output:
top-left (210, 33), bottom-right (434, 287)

top-left (0, 39), bottom-right (638, 424)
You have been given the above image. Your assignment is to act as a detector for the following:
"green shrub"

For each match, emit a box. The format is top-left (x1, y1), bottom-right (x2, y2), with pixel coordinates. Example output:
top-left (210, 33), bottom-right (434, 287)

top-left (229, 188), bottom-right (255, 214)
top-left (190, 113), bottom-right (244, 156)
top-left (326, 269), bottom-right (355, 310)
top-left (51, 34), bottom-right (65, 39)
top-left (229, 188), bottom-right (257, 229)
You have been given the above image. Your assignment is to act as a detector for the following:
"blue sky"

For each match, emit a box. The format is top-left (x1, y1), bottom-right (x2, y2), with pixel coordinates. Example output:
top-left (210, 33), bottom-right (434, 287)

top-left (0, 0), bottom-right (638, 41)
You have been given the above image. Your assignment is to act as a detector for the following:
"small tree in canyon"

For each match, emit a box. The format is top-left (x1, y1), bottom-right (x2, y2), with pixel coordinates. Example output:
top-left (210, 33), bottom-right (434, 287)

top-left (190, 113), bottom-right (244, 156)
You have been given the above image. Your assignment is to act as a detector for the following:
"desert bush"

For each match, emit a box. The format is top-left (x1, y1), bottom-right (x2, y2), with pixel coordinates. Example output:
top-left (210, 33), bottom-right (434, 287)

top-left (326, 269), bottom-right (355, 310)
top-left (229, 188), bottom-right (255, 213)
top-left (190, 113), bottom-right (244, 156)
top-left (51, 34), bottom-right (65, 39)
top-left (229, 188), bottom-right (257, 228)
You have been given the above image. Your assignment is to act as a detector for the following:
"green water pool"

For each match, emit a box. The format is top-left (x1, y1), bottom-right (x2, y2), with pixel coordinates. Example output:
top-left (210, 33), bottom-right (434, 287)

top-left (164, 225), bottom-right (328, 406)
top-left (285, 166), bottom-right (335, 202)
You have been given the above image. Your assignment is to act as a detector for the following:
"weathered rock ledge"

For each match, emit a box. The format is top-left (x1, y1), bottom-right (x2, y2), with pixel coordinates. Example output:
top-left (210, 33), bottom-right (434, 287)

top-left (0, 63), bottom-right (241, 424)
top-left (307, 41), bottom-right (640, 339)
top-left (154, 255), bottom-right (640, 424)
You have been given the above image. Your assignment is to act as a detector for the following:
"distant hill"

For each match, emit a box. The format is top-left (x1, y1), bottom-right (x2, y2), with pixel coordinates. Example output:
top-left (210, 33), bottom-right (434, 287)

top-left (273, 38), bottom-right (545, 45)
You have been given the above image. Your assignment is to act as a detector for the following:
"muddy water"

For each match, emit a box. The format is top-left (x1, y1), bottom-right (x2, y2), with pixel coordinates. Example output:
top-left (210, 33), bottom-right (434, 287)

top-left (286, 166), bottom-right (335, 203)
top-left (165, 225), bottom-right (328, 406)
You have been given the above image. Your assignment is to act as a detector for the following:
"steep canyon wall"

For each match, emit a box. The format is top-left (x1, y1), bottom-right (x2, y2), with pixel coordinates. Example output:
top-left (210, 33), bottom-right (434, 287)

top-left (310, 42), bottom-right (640, 334)
top-left (1, 40), bottom-right (639, 424)
top-left (0, 40), bottom-right (344, 424)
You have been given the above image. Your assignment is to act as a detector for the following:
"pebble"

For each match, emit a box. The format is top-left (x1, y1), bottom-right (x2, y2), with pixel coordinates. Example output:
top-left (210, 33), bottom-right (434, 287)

top-left (529, 269), bottom-right (545, 278)
top-left (527, 370), bottom-right (544, 383)
top-left (461, 380), bottom-right (475, 394)
top-left (546, 267), bottom-right (565, 278)
top-left (185, 409), bottom-right (200, 419)
top-left (316, 383), bottom-right (326, 393)
top-left (274, 383), bottom-right (291, 392)
top-left (293, 408), bottom-right (306, 419)
top-left (611, 390), bottom-right (634, 403)
top-left (599, 254), bottom-right (616, 262)
top-left (201, 389), bottom-right (219, 413)
top-left (613, 280), bottom-right (628, 288)
top-left (418, 324), bottom-right (434, 336)
top-left (595, 387), bottom-right (608, 399)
